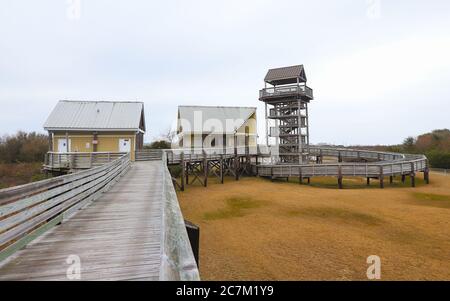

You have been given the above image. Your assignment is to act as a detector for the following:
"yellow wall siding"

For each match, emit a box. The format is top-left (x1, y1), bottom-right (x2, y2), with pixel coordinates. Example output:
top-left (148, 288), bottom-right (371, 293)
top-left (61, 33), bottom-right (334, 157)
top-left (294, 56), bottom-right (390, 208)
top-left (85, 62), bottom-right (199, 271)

top-left (52, 132), bottom-right (136, 161)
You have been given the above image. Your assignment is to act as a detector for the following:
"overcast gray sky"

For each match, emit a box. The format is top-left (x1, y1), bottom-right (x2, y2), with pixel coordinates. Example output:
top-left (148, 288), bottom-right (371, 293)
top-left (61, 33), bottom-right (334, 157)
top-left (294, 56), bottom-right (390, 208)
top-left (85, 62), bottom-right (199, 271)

top-left (1, 0), bottom-right (449, 145)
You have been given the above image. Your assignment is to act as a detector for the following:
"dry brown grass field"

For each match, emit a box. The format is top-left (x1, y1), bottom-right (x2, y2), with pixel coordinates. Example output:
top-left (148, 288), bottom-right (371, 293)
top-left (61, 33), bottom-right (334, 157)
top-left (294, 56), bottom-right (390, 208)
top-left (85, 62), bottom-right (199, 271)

top-left (177, 172), bottom-right (450, 280)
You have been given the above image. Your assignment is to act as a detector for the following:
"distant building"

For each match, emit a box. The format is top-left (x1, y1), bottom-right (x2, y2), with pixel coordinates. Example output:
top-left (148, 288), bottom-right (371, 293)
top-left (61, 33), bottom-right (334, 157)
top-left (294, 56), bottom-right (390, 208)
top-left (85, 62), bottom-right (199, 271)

top-left (176, 105), bottom-right (257, 152)
top-left (43, 100), bottom-right (145, 160)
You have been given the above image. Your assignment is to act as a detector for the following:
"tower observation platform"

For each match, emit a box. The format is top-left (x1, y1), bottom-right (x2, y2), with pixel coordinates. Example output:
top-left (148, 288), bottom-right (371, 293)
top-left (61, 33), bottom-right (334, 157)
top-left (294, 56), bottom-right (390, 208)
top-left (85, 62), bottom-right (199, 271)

top-left (259, 65), bottom-right (314, 164)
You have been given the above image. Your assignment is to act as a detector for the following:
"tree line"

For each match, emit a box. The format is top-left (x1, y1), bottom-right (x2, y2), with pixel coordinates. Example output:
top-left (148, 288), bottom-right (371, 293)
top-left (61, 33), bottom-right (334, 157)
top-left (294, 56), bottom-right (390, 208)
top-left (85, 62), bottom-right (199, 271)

top-left (0, 131), bottom-right (48, 163)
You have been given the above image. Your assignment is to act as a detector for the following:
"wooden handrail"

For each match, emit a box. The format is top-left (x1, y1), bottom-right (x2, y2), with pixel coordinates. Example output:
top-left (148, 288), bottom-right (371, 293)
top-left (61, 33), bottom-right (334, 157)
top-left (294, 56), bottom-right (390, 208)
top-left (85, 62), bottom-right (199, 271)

top-left (0, 153), bottom-right (131, 262)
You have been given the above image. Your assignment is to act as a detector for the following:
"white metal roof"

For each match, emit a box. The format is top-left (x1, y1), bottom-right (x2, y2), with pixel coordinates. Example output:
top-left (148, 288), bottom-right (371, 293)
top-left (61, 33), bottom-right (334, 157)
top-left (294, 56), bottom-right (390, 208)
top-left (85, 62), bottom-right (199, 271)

top-left (178, 105), bottom-right (256, 134)
top-left (43, 100), bottom-right (145, 132)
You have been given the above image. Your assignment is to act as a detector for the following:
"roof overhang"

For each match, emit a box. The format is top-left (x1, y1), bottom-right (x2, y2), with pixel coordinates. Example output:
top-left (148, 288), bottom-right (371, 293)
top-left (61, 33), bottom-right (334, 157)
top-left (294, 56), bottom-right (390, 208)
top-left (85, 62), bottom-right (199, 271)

top-left (44, 128), bottom-right (142, 132)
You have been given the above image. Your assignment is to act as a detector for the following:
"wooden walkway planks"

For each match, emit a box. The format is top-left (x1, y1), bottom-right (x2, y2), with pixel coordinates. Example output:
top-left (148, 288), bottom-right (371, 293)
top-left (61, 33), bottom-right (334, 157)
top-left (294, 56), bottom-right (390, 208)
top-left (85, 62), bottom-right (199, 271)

top-left (0, 161), bottom-right (163, 281)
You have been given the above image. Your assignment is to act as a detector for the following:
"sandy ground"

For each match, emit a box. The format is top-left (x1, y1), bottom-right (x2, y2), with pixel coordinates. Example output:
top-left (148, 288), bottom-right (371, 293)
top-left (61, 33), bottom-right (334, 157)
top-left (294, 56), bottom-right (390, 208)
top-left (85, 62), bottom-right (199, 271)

top-left (177, 172), bottom-right (450, 280)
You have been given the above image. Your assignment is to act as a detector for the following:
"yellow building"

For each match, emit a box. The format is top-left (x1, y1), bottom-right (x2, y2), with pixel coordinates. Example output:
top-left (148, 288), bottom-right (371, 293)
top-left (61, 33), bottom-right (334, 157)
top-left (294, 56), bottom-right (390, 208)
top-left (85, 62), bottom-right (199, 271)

top-left (176, 105), bottom-right (257, 152)
top-left (44, 100), bottom-right (146, 161)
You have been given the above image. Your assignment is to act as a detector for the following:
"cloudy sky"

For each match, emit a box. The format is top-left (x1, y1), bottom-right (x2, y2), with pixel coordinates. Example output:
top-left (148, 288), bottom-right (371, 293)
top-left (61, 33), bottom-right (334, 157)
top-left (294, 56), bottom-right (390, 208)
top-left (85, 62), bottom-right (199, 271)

top-left (1, 0), bottom-right (449, 145)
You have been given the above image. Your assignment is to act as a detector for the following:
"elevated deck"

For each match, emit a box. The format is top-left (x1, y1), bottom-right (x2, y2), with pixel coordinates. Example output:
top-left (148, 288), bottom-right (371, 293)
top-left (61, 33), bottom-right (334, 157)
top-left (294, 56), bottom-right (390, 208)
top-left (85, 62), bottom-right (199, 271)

top-left (259, 84), bottom-right (313, 101)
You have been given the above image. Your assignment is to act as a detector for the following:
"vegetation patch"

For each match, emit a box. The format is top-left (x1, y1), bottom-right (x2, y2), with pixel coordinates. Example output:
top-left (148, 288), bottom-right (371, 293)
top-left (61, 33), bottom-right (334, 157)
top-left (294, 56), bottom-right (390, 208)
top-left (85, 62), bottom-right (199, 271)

top-left (203, 196), bottom-right (265, 220)
top-left (286, 207), bottom-right (384, 226)
top-left (410, 192), bottom-right (450, 209)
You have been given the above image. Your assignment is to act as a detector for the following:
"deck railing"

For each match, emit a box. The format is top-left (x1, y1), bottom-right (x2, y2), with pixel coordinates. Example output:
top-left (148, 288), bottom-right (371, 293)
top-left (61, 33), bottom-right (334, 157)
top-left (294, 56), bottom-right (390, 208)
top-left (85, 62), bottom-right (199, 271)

top-left (0, 153), bottom-right (130, 262)
top-left (259, 84), bottom-right (313, 99)
top-left (160, 152), bottom-right (200, 280)
top-left (44, 151), bottom-right (126, 171)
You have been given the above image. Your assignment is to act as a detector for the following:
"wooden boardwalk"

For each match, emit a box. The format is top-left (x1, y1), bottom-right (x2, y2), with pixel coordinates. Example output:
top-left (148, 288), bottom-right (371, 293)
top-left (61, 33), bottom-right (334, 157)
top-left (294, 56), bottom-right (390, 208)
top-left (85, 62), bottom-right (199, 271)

top-left (0, 161), bottom-right (164, 281)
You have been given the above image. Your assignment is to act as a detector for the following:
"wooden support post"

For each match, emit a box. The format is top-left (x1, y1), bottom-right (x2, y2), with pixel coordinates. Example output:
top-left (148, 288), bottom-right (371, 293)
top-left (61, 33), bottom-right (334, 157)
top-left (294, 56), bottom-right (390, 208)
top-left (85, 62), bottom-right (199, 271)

top-left (185, 162), bottom-right (189, 185)
top-left (220, 155), bottom-right (224, 184)
top-left (410, 162), bottom-right (415, 188)
top-left (180, 153), bottom-right (185, 191)
top-left (338, 151), bottom-right (342, 163)
top-left (299, 167), bottom-right (303, 184)
top-left (389, 176), bottom-right (393, 184)
top-left (65, 131), bottom-right (69, 152)
top-left (367, 177), bottom-right (370, 186)
top-left (234, 157), bottom-right (239, 181)
top-left (203, 153), bottom-right (208, 187)
top-left (307, 177), bottom-right (310, 184)
top-left (338, 165), bottom-right (343, 189)
top-left (401, 174), bottom-right (406, 183)
top-left (48, 131), bottom-right (53, 151)
top-left (379, 166), bottom-right (384, 189)
top-left (270, 166), bottom-right (274, 182)
top-left (424, 160), bottom-right (430, 184)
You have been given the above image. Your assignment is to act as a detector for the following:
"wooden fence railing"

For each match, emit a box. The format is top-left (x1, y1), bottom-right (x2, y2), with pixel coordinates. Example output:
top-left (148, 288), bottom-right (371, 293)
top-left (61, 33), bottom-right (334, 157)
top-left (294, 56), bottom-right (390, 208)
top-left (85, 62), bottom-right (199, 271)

top-left (44, 151), bottom-right (126, 171)
top-left (135, 149), bottom-right (163, 161)
top-left (160, 152), bottom-right (200, 280)
top-left (0, 153), bottom-right (130, 262)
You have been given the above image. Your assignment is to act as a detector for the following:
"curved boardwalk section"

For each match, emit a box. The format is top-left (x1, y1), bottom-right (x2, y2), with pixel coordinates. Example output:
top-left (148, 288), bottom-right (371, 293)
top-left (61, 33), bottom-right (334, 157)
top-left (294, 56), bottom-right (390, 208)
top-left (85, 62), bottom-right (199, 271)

top-left (1, 161), bottom-right (166, 280)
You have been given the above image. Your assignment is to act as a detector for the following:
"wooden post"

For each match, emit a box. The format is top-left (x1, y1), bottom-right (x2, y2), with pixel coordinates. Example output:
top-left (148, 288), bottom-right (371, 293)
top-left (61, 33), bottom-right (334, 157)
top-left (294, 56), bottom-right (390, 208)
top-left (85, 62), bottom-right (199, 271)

top-left (338, 165), bottom-right (343, 189)
top-left (401, 174), bottom-right (406, 183)
top-left (299, 167), bottom-right (303, 184)
top-left (220, 155), bottom-right (224, 184)
top-left (185, 162), bottom-right (189, 185)
top-left (203, 152), bottom-right (208, 187)
top-left (411, 173), bottom-right (416, 187)
top-left (410, 162), bottom-right (415, 187)
top-left (234, 139), bottom-right (239, 181)
top-left (389, 176), bottom-right (393, 184)
top-left (366, 177), bottom-right (370, 186)
top-left (48, 131), bottom-right (53, 151)
top-left (65, 131), bottom-right (69, 152)
top-left (93, 132), bottom-right (98, 152)
top-left (338, 151), bottom-right (342, 163)
top-left (424, 168), bottom-right (429, 184)
top-left (180, 152), bottom-right (185, 191)
top-left (379, 166), bottom-right (384, 189)
top-left (424, 160), bottom-right (430, 184)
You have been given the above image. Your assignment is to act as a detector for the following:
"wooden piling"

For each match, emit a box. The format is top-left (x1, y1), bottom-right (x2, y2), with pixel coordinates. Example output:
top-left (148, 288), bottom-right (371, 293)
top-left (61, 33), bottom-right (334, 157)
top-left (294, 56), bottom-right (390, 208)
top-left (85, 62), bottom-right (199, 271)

top-left (424, 168), bottom-right (429, 184)
top-left (180, 152), bottom-right (185, 191)
top-left (379, 166), bottom-right (384, 189)
top-left (220, 155), bottom-right (224, 184)
top-left (203, 152), bottom-right (208, 187)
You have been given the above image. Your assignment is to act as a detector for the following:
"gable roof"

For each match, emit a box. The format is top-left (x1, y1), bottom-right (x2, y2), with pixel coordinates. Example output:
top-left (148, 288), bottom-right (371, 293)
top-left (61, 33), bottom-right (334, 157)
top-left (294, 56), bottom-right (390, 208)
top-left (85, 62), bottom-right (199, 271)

top-left (177, 106), bottom-right (256, 134)
top-left (43, 100), bottom-right (145, 132)
top-left (264, 65), bottom-right (306, 85)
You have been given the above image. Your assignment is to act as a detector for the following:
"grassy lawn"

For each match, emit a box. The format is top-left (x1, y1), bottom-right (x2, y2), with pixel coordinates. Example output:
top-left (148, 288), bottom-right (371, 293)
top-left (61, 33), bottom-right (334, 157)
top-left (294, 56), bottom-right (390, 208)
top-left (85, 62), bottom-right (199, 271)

top-left (177, 172), bottom-right (450, 280)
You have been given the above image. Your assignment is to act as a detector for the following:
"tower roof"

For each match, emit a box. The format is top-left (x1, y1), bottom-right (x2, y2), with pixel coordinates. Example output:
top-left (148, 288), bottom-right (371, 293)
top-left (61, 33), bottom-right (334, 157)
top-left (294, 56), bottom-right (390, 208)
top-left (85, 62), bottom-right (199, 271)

top-left (264, 65), bottom-right (307, 85)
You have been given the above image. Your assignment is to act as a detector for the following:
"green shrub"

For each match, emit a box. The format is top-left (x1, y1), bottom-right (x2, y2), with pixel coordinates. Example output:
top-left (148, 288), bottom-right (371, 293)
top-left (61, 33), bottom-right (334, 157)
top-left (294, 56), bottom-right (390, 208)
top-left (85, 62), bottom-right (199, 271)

top-left (426, 150), bottom-right (450, 169)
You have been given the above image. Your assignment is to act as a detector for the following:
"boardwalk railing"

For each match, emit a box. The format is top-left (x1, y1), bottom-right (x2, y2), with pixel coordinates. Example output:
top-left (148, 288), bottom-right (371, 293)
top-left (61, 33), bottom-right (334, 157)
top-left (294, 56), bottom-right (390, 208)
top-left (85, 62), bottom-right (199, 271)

top-left (44, 151), bottom-right (126, 171)
top-left (160, 152), bottom-right (200, 280)
top-left (255, 155), bottom-right (427, 178)
top-left (135, 149), bottom-right (163, 161)
top-left (0, 153), bottom-right (131, 262)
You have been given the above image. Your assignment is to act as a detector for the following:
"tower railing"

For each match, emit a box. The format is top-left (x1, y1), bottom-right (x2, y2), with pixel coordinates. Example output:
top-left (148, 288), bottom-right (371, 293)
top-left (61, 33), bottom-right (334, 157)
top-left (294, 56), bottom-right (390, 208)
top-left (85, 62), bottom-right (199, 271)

top-left (259, 84), bottom-right (313, 99)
